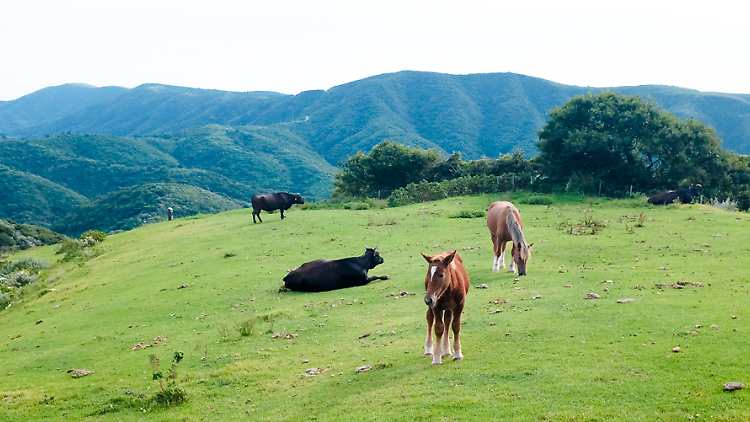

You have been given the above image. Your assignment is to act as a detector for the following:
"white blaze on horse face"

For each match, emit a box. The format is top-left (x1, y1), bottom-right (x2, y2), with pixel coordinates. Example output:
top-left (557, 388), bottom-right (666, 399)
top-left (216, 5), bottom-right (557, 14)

top-left (430, 266), bottom-right (437, 282)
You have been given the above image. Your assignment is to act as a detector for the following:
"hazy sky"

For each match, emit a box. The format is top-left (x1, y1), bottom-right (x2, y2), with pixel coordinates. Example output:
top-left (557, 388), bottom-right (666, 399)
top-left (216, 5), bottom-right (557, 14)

top-left (2, 0), bottom-right (748, 101)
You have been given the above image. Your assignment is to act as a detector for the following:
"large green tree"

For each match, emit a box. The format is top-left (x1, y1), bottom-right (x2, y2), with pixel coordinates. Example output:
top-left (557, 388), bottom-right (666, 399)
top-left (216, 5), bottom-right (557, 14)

top-left (535, 91), bottom-right (730, 196)
top-left (332, 140), bottom-right (444, 198)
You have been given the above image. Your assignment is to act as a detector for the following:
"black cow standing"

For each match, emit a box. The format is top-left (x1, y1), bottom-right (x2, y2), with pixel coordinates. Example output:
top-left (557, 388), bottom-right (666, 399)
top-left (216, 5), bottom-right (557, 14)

top-left (282, 247), bottom-right (390, 292)
top-left (648, 184), bottom-right (702, 205)
top-left (251, 192), bottom-right (304, 223)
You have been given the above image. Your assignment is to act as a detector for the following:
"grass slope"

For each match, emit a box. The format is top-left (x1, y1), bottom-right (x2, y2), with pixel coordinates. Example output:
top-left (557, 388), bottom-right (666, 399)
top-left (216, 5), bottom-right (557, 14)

top-left (1, 194), bottom-right (748, 421)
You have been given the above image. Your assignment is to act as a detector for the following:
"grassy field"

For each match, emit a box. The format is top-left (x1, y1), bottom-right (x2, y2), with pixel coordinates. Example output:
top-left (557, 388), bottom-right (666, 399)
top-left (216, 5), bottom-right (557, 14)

top-left (1, 193), bottom-right (748, 421)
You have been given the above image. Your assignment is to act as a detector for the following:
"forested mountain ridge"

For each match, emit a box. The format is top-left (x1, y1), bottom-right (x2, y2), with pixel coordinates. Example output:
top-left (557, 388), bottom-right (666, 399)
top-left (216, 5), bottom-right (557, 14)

top-left (2, 72), bottom-right (749, 164)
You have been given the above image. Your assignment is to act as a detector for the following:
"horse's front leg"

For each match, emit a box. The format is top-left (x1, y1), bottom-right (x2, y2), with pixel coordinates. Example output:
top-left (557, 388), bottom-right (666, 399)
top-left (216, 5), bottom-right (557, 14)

top-left (424, 308), bottom-right (434, 357)
top-left (497, 241), bottom-right (508, 270)
top-left (451, 305), bottom-right (464, 360)
top-left (441, 310), bottom-right (453, 358)
top-left (509, 243), bottom-right (517, 273)
top-left (431, 309), bottom-right (445, 365)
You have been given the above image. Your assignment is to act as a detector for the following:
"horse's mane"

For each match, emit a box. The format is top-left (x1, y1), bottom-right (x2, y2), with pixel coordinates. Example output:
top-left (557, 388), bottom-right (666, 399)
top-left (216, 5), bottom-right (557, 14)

top-left (506, 209), bottom-right (531, 260)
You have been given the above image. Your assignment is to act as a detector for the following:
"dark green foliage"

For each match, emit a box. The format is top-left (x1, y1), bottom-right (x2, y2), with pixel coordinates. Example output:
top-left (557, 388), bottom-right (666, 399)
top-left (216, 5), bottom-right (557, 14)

top-left (536, 91), bottom-right (736, 198)
top-left (53, 183), bottom-right (248, 237)
top-left (333, 140), bottom-right (444, 198)
top-left (448, 210), bottom-right (486, 219)
top-left (387, 175), bottom-right (500, 207)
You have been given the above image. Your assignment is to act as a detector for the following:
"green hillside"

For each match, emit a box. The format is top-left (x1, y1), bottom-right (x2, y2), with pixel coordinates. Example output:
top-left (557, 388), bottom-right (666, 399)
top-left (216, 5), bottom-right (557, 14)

top-left (0, 165), bottom-right (88, 227)
top-left (2, 194), bottom-right (749, 420)
top-left (51, 183), bottom-right (249, 236)
top-left (4, 72), bottom-right (750, 161)
top-left (0, 128), bottom-right (334, 229)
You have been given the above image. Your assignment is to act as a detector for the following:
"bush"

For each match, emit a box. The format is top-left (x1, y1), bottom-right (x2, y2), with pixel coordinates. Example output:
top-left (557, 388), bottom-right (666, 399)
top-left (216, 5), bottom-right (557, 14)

top-left (520, 196), bottom-right (553, 206)
top-left (80, 230), bottom-right (107, 243)
top-left (0, 257), bottom-right (49, 277)
top-left (2, 270), bottom-right (39, 288)
top-left (449, 210), bottom-right (486, 219)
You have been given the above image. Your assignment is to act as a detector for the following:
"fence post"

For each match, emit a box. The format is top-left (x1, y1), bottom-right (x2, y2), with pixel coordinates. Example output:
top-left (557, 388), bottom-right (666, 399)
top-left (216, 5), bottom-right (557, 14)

top-left (496, 176), bottom-right (500, 192)
top-left (512, 175), bottom-right (515, 191)
top-left (599, 182), bottom-right (602, 197)
top-left (630, 185), bottom-right (633, 196)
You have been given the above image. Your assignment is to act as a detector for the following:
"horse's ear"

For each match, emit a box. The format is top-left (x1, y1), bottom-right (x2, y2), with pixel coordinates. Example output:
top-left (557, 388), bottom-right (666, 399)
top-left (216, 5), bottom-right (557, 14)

top-left (442, 251), bottom-right (457, 266)
top-left (421, 253), bottom-right (433, 262)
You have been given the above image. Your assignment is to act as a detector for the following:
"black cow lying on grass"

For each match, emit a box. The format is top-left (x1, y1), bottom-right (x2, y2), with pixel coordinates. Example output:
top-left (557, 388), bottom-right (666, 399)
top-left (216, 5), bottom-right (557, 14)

top-left (252, 192), bottom-right (304, 223)
top-left (648, 184), bottom-right (702, 205)
top-left (281, 247), bottom-right (390, 292)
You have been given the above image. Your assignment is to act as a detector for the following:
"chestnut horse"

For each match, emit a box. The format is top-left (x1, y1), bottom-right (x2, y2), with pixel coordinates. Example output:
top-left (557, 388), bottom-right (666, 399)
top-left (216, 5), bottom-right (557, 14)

top-left (487, 201), bottom-right (532, 276)
top-left (422, 250), bottom-right (470, 365)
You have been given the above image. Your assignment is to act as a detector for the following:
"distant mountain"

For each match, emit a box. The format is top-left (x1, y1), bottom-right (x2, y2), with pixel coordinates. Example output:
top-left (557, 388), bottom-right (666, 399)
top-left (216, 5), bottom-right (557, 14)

top-left (0, 83), bottom-right (128, 135)
top-left (2, 72), bottom-right (749, 162)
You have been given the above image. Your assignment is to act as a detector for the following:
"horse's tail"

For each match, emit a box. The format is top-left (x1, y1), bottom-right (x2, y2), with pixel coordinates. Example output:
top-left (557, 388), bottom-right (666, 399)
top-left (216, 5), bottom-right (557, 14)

top-left (506, 209), bottom-right (530, 259)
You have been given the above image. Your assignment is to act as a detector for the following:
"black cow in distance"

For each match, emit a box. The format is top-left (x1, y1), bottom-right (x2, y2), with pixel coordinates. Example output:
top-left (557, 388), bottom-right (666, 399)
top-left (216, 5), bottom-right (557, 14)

top-left (282, 248), bottom-right (390, 292)
top-left (251, 192), bottom-right (304, 223)
top-left (648, 184), bottom-right (702, 205)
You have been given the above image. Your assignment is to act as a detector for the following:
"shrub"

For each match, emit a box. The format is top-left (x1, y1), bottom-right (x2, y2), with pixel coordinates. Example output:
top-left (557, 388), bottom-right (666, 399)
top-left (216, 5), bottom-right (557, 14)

top-left (150, 351), bottom-right (187, 406)
top-left (520, 196), bottom-right (553, 206)
top-left (0, 257), bottom-right (49, 277)
top-left (80, 230), bottom-right (107, 243)
top-left (449, 210), bottom-right (486, 219)
top-left (2, 270), bottom-right (39, 288)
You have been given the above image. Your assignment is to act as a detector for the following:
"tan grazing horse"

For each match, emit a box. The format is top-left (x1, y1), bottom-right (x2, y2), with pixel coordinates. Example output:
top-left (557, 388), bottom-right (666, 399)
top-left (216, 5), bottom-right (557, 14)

top-left (487, 201), bottom-right (532, 276)
top-left (422, 250), bottom-right (470, 365)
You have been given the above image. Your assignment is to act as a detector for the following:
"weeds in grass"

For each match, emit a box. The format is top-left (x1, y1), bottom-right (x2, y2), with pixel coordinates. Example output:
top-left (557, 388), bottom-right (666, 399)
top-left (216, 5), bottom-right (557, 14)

top-left (223, 252), bottom-right (237, 258)
top-left (448, 210), bottom-right (486, 219)
top-left (367, 214), bottom-right (398, 226)
top-left (217, 321), bottom-right (229, 340)
top-left (559, 216), bottom-right (606, 235)
top-left (235, 317), bottom-right (256, 337)
top-left (149, 351), bottom-right (187, 406)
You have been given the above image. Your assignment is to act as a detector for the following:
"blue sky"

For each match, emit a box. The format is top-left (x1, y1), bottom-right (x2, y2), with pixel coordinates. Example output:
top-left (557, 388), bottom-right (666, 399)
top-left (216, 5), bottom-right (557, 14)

top-left (2, 0), bottom-right (748, 101)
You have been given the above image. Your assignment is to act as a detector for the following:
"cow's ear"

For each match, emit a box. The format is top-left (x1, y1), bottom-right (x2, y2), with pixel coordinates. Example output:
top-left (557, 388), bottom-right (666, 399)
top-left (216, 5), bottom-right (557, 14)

top-left (442, 251), bottom-right (456, 266)
top-left (528, 243), bottom-right (534, 249)
top-left (421, 253), bottom-right (433, 262)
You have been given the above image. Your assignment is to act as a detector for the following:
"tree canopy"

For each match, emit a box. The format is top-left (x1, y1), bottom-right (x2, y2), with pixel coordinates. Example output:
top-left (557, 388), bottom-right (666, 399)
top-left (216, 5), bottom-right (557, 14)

top-left (535, 91), bottom-right (730, 197)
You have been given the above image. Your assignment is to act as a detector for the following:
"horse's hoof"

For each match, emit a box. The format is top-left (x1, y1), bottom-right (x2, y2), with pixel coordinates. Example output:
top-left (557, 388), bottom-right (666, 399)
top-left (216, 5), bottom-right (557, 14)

top-left (492, 268), bottom-right (499, 273)
top-left (432, 362), bottom-right (442, 366)
top-left (442, 353), bottom-right (453, 358)
top-left (424, 352), bottom-right (433, 357)
top-left (453, 356), bottom-right (463, 361)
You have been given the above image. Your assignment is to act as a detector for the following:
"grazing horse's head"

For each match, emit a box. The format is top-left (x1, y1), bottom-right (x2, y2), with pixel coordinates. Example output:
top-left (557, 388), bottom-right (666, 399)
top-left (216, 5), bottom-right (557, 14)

top-left (512, 242), bottom-right (533, 276)
top-left (422, 251), bottom-right (457, 308)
